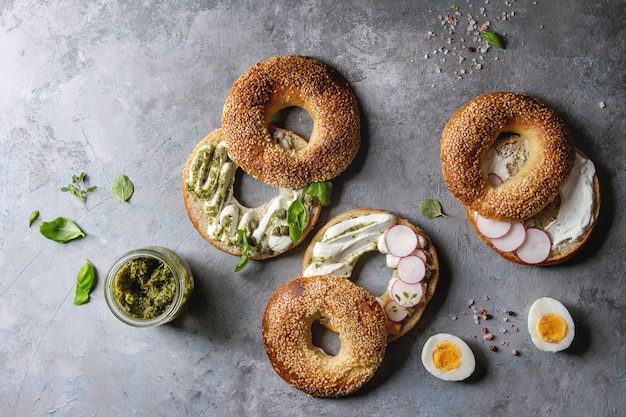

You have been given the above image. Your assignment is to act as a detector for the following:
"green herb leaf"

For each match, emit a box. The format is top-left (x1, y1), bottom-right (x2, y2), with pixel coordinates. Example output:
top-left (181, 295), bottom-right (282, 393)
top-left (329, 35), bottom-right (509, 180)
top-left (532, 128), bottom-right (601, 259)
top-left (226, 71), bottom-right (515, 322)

top-left (112, 174), bottom-right (134, 202)
top-left (29, 210), bottom-right (39, 227)
top-left (39, 217), bottom-right (85, 243)
top-left (304, 181), bottom-right (333, 206)
top-left (74, 259), bottom-right (96, 305)
top-left (234, 229), bottom-right (250, 272)
top-left (451, 4), bottom-right (459, 11)
top-left (419, 199), bottom-right (447, 219)
top-left (61, 172), bottom-right (97, 206)
top-left (480, 29), bottom-right (505, 49)
top-left (287, 198), bottom-right (307, 243)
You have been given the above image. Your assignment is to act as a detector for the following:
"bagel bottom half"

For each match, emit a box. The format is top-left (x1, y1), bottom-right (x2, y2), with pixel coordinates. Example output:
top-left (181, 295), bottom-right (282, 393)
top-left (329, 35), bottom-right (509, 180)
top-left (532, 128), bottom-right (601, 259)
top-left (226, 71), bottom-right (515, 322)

top-left (468, 136), bottom-right (600, 265)
top-left (262, 276), bottom-right (387, 397)
top-left (182, 128), bottom-right (322, 260)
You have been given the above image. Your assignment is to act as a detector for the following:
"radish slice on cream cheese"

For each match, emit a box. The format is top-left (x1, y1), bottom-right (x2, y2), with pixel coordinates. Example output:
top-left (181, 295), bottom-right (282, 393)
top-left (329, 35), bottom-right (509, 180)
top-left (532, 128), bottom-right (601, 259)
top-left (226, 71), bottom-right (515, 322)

top-left (476, 213), bottom-right (512, 239)
top-left (385, 300), bottom-right (409, 322)
top-left (413, 248), bottom-right (428, 264)
top-left (490, 222), bottom-right (526, 252)
top-left (390, 279), bottom-right (423, 307)
top-left (396, 255), bottom-right (426, 284)
top-left (516, 228), bottom-right (551, 264)
top-left (385, 224), bottom-right (418, 257)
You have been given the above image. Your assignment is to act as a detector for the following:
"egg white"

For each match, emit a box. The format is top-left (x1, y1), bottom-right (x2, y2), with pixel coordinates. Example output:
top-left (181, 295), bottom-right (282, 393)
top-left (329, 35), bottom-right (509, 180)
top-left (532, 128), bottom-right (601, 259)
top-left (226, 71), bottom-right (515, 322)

top-left (528, 297), bottom-right (575, 352)
top-left (421, 333), bottom-right (475, 381)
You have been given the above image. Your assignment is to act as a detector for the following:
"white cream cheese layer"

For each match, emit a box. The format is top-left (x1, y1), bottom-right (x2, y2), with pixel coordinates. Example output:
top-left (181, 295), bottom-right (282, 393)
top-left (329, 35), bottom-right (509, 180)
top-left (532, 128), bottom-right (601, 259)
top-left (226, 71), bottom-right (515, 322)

top-left (545, 154), bottom-right (596, 246)
top-left (303, 213), bottom-right (396, 278)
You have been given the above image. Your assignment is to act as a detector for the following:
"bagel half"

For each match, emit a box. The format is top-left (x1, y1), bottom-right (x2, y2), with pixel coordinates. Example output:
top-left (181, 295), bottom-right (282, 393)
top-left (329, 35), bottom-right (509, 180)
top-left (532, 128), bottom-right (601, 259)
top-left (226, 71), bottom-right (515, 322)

top-left (467, 138), bottom-right (600, 266)
top-left (182, 128), bottom-right (322, 260)
top-left (302, 208), bottom-right (439, 342)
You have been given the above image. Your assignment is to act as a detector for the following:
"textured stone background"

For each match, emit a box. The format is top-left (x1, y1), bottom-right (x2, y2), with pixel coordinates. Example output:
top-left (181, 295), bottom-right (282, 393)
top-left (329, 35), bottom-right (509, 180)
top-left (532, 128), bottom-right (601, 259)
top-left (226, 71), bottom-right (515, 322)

top-left (1, 1), bottom-right (624, 416)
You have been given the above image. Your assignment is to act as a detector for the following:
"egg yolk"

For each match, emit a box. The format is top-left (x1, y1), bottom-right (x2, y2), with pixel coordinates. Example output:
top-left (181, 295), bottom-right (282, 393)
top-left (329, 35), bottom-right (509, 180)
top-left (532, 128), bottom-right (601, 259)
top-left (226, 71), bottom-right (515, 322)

top-left (537, 313), bottom-right (568, 343)
top-left (432, 341), bottom-right (461, 372)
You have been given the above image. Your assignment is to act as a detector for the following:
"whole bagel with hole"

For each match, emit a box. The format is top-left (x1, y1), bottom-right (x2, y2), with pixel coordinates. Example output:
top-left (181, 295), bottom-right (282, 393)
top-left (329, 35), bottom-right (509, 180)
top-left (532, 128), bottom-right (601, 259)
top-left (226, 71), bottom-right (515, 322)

top-left (222, 55), bottom-right (361, 189)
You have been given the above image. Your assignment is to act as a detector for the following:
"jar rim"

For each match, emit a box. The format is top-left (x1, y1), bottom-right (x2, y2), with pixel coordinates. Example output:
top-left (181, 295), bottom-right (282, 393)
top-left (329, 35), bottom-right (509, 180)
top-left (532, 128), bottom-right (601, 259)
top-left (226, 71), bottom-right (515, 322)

top-left (104, 246), bottom-right (189, 327)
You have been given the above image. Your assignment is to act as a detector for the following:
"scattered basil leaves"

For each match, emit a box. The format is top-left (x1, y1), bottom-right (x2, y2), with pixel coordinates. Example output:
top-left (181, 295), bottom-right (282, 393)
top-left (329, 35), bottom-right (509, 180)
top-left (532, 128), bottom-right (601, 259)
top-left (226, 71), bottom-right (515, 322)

top-left (112, 174), bottom-right (134, 202)
top-left (61, 172), bottom-right (97, 206)
top-left (29, 210), bottom-right (39, 227)
top-left (451, 4), bottom-right (459, 11)
top-left (39, 217), bottom-right (86, 243)
top-left (287, 198), bottom-right (306, 243)
top-left (74, 259), bottom-right (96, 305)
top-left (234, 229), bottom-right (250, 272)
top-left (480, 29), bottom-right (505, 49)
top-left (305, 181), bottom-right (333, 206)
top-left (420, 199), bottom-right (447, 219)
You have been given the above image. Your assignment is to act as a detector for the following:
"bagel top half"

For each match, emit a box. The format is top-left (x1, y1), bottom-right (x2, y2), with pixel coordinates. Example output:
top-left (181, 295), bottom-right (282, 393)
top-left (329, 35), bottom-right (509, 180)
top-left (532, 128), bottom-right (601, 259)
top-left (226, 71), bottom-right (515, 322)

top-left (222, 55), bottom-right (361, 189)
top-left (182, 128), bottom-right (322, 260)
top-left (441, 92), bottom-right (575, 221)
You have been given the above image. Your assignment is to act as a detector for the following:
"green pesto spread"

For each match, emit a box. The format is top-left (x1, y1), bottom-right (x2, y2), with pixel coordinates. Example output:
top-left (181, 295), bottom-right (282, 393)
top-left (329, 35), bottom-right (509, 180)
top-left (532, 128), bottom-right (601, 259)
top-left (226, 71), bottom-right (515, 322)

top-left (113, 257), bottom-right (176, 320)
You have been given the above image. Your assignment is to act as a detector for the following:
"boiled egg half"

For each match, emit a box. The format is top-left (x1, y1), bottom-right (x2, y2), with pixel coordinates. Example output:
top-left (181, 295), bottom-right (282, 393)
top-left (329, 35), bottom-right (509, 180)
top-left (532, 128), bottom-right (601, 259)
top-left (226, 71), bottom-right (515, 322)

top-left (421, 333), bottom-right (475, 381)
top-left (528, 297), bottom-right (575, 352)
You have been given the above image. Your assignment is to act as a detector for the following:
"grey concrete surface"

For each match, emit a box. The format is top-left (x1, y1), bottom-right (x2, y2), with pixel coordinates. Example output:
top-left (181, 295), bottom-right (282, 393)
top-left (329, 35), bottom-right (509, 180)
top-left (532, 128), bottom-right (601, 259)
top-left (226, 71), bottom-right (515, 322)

top-left (1, 1), bottom-right (624, 416)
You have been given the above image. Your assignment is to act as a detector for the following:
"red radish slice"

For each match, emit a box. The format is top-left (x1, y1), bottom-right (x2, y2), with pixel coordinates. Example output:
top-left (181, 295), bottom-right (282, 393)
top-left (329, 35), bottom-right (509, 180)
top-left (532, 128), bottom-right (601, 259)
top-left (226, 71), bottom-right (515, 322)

top-left (385, 300), bottom-right (409, 322)
top-left (397, 255), bottom-right (426, 284)
top-left (413, 248), bottom-right (428, 264)
top-left (476, 213), bottom-right (512, 239)
top-left (490, 222), bottom-right (526, 252)
top-left (488, 173), bottom-right (503, 186)
top-left (385, 224), bottom-right (418, 257)
top-left (390, 279), bottom-right (423, 307)
top-left (516, 228), bottom-right (552, 264)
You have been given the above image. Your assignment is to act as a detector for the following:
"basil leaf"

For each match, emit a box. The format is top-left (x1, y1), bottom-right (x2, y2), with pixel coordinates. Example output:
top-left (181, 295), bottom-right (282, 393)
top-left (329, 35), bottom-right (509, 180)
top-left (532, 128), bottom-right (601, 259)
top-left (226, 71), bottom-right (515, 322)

top-left (74, 259), bottom-right (96, 305)
top-left (419, 199), bottom-right (447, 219)
top-left (112, 174), bottom-right (134, 202)
top-left (234, 229), bottom-right (250, 272)
top-left (29, 210), bottom-right (39, 227)
top-left (287, 198), bottom-right (306, 243)
top-left (39, 217), bottom-right (85, 243)
top-left (304, 181), bottom-right (333, 206)
top-left (480, 30), bottom-right (505, 49)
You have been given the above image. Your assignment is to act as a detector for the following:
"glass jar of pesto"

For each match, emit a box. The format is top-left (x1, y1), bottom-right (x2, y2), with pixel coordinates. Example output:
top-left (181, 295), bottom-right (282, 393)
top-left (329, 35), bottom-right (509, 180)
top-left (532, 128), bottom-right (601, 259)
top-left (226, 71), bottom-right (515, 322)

top-left (104, 246), bottom-right (194, 327)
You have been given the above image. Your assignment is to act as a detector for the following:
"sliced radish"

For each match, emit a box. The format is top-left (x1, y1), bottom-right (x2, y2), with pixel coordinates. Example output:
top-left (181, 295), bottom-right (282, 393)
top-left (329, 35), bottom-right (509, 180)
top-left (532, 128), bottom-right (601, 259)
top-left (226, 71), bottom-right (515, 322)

top-left (516, 228), bottom-right (551, 264)
top-left (390, 279), bottom-right (423, 307)
top-left (488, 173), bottom-right (504, 186)
top-left (385, 224), bottom-right (418, 257)
top-left (490, 222), bottom-right (526, 252)
top-left (476, 213), bottom-right (512, 239)
top-left (413, 248), bottom-right (428, 264)
top-left (396, 255), bottom-right (426, 284)
top-left (385, 300), bottom-right (409, 322)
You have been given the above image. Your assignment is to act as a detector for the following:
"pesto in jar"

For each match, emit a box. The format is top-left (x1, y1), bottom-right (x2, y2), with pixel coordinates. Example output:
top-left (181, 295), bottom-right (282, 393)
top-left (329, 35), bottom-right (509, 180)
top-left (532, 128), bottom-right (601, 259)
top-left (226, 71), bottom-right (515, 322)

top-left (112, 257), bottom-right (176, 320)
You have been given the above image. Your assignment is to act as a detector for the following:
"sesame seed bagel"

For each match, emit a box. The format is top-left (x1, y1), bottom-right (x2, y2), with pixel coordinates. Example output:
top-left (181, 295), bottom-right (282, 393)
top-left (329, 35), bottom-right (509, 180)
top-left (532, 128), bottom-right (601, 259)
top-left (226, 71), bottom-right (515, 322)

top-left (301, 208), bottom-right (439, 342)
top-left (222, 55), bottom-right (361, 189)
top-left (182, 128), bottom-right (322, 260)
top-left (441, 92), bottom-right (575, 221)
top-left (467, 144), bottom-right (601, 266)
top-left (262, 275), bottom-right (387, 397)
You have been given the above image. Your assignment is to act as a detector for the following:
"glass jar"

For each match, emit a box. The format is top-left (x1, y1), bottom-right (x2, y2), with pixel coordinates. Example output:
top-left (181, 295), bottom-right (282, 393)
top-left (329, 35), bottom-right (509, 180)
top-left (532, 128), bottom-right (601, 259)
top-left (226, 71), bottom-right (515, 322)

top-left (104, 246), bottom-right (194, 327)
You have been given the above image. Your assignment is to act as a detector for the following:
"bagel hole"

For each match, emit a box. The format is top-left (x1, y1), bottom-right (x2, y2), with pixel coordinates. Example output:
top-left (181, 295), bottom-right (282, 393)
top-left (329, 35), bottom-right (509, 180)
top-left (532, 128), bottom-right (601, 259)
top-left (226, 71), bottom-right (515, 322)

top-left (482, 133), bottom-right (528, 181)
top-left (352, 252), bottom-right (390, 297)
top-left (270, 106), bottom-right (313, 141)
top-left (311, 319), bottom-right (341, 356)
top-left (233, 169), bottom-right (277, 208)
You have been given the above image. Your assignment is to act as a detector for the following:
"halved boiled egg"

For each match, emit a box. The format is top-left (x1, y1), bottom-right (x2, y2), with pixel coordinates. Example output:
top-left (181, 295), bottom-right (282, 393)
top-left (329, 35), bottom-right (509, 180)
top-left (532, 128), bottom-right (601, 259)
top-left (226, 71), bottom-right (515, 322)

top-left (528, 297), bottom-right (575, 352)
top-left (421, 333), bottom-right (475, 381)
